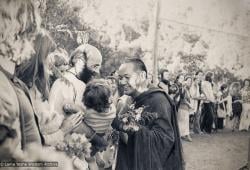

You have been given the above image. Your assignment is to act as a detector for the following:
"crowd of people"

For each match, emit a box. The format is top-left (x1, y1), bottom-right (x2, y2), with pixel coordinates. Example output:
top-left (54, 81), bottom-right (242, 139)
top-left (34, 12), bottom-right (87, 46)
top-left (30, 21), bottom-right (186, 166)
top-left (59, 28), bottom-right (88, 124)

top-left (0, 1), bottom-right (183, 170)
top-left (158, 69), bottom-right (250, 142)
top-left (0, 1), bottom-right (249, 170)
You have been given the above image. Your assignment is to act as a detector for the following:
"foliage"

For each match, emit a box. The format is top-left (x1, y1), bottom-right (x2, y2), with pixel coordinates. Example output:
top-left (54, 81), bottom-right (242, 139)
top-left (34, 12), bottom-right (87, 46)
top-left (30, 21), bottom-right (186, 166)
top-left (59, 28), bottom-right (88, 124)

top-left (178, 51), bottom-right (206, 74)
top-left (211, 66), bottom-right (239, 84)
top-left (42, 0), bottom-right (146, 77)
top-left (43, 0), bottom-right (84, 52)
top-left (122, 24), bottom-right (141, 42)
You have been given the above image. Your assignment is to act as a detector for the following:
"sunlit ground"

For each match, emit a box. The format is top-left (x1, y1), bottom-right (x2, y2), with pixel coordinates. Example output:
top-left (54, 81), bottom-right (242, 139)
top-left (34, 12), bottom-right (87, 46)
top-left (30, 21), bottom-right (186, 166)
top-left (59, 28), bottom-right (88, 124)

top-left (183, 129), bottom-right (250, 170)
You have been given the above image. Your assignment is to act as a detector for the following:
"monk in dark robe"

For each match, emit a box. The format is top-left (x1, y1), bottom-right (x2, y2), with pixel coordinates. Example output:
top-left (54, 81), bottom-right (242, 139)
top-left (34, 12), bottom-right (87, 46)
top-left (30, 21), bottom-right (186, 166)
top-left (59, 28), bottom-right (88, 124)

top-left (112, 58), bottom-right (184, 170)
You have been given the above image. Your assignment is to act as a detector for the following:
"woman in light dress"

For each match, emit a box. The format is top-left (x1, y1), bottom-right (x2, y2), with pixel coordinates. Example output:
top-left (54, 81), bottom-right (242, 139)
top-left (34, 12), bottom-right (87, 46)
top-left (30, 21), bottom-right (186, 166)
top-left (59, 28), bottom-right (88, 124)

top-left (177, 75), bottom-right (193, 142)
top-left (239, 79), bottom-right (250, 131)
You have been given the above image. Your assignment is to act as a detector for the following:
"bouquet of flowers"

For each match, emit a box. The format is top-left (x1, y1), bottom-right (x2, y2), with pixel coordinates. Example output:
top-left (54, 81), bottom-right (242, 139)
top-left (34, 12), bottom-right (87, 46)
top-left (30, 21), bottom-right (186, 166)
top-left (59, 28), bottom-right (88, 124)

top-left (56, 133), bottom-right (91, 160)
top-left (118, 104), bottom-right (159, 132)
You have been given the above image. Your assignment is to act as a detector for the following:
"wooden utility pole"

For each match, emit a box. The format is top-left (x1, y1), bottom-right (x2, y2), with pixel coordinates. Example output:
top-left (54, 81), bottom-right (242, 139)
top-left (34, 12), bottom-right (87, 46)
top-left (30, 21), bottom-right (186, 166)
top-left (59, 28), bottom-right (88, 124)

top-left (152, 0), bottom-right (160, 86)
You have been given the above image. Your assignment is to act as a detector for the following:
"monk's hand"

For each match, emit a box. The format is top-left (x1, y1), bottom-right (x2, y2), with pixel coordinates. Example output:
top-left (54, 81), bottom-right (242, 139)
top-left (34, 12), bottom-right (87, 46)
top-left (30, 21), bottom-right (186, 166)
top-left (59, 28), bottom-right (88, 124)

top-left (122, 124), bottom-right (140, 134)
top-left (112, 117), bottom-right (141, 134)
top-left (61, 112), bottom-right (83, 134)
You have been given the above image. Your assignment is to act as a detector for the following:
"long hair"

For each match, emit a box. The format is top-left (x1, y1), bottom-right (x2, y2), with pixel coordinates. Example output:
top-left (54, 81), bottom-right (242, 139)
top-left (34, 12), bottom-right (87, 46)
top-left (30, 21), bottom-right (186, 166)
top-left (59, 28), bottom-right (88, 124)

top-left (220, 83), bottom-right (229, 98)
top-left (15, 32), bottom-right (56, 100)
top-left (174, 74), bottom-right (185, 110)
top-left (205, 72), bottom-right (213, 84)
top-left (243, 79), bottom-right (250, 88)
top-left (174, 73), bottom-right (184, 85)
top-left (184, 75), bottom-right (193, 90)
top-left (220, 84), bottom-right (228, 92)
top-left (0, 0), bottom-right (41, 64)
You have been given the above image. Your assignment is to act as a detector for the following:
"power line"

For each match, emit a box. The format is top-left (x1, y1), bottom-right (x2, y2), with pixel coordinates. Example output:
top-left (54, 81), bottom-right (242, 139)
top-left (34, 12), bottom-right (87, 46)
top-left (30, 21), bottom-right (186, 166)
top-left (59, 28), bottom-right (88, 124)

top-left (159, 17), bottom-right (250, 40)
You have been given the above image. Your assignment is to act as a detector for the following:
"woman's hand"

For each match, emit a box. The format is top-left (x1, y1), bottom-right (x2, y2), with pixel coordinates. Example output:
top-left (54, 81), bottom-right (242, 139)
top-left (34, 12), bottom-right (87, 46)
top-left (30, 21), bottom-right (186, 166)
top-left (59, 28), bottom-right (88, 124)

top-left (63, 103), bottom-right (80, 114)
top-left (63, 102), bottom-right (86, 114)
top-left (61, 112), bottom-right (83, 134)
top-left (39, 111), bottom-right (56, 125)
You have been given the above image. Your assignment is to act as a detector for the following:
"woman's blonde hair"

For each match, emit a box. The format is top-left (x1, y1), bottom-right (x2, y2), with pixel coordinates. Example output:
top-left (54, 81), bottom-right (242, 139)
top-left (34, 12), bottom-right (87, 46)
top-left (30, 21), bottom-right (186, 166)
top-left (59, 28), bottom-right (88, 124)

top-left (0, 0), bottom-right (41, 64)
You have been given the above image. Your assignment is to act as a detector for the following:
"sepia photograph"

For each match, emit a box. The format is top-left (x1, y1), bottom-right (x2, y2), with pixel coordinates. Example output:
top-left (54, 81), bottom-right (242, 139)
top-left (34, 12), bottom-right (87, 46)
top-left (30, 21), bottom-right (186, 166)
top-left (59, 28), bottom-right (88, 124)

top-left (0, 0), bottom-right (250, 169)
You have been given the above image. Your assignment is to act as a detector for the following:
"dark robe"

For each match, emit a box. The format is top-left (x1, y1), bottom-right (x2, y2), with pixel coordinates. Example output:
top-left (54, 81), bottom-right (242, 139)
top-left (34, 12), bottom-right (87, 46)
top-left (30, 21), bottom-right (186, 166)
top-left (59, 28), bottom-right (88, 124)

top-left (113, 88), bottom-right (184, 170)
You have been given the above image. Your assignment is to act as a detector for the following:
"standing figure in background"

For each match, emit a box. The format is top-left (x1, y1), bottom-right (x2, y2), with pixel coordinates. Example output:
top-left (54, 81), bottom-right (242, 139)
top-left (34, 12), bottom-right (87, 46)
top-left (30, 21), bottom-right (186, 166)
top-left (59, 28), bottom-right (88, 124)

top-left (178, 76), bottom-right (193, 142)
top-left (216, 84), bottom-right (232, 129)
top-left (158, 69), bottom-right (171, 94)
top-left (174, 74), bottom-right (185, 111)
top-left (168, 83), bottom-right (179, 102)
top-left (230, 82), bottom-right (243, 132)
top-left (239, 79), bottom-right (250, 131)
top-left (190, 76), bottom-right (204, 134)
top-left (200, 72), bottom-right (216, 134)
top-left (192, 70), bottom-right (206, 134)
